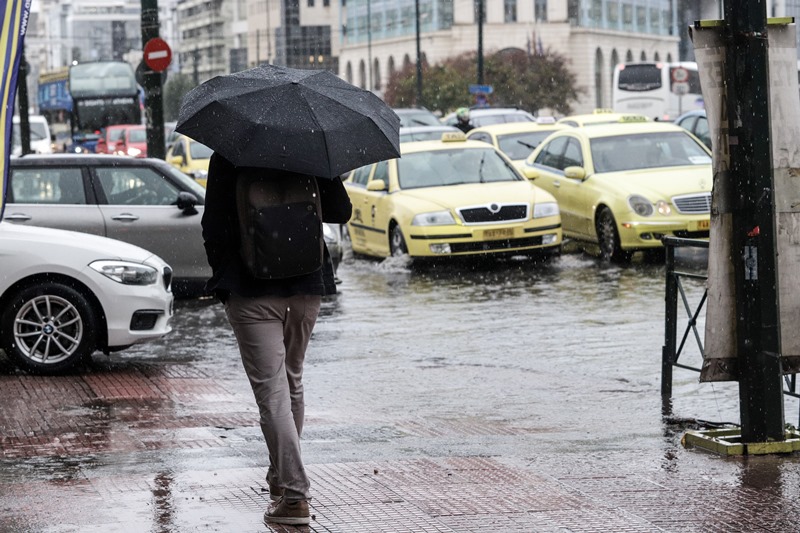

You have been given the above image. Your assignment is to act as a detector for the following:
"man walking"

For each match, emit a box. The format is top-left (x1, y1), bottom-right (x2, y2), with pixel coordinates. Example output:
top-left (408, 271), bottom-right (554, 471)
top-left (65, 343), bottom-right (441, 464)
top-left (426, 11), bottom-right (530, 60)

top-left (201, 152), bottom-right (352, 526)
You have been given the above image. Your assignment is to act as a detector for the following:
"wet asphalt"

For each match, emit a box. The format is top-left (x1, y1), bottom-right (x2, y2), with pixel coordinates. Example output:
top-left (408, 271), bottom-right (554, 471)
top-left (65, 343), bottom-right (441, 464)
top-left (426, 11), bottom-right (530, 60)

top-left (1, 246), bottom-right (800, 532)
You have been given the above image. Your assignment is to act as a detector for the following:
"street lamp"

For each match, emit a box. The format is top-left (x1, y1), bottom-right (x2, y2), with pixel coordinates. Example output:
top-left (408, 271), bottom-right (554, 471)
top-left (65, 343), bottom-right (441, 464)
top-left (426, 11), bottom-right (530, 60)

top-left (367, 0), bottom-right (372, 90)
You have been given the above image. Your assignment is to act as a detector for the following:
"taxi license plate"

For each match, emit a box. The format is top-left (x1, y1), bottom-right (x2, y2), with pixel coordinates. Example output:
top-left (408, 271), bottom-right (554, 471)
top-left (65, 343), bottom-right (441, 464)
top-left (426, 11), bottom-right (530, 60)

top-left (696, 220), bottom-right (710, 230)
top-left (484, 228), bottom-right (514, 240)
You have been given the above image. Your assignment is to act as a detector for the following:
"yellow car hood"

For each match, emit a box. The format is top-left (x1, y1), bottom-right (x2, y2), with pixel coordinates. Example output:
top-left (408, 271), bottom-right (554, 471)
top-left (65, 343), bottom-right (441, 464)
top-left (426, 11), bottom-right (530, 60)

top-left (596, 165), bottom-right (712, 198)
top-left (397, 181), bottom-right (550, 210)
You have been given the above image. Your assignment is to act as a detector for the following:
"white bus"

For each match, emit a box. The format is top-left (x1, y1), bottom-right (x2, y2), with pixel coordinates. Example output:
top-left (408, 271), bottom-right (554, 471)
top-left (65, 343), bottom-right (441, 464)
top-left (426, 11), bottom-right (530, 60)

top-left (612, 61), bottom-right (704, 122)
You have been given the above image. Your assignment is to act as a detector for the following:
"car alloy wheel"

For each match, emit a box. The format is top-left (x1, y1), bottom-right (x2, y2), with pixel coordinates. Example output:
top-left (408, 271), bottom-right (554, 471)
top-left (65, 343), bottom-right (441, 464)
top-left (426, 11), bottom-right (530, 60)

top-left (1, 282), bottom-right (98, 373)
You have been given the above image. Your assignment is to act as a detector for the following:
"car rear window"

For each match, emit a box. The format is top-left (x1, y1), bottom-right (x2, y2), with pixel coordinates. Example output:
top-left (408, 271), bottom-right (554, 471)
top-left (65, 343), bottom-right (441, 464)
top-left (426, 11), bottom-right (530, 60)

top-left (10, 168), bottom-right (87, 204)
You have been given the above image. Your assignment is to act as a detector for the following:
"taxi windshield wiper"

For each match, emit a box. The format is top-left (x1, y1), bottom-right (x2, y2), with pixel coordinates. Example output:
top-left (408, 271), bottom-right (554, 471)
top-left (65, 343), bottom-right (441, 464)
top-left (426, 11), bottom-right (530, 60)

top-left (478, 152), bottom-right (487, 183)
top-left (516, 140), bottom-right (537, 150)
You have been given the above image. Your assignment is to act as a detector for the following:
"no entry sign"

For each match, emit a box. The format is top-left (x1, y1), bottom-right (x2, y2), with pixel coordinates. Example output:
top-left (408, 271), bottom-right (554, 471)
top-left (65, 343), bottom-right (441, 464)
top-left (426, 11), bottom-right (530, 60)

top-left (144, 37), bottom-right (172, 72)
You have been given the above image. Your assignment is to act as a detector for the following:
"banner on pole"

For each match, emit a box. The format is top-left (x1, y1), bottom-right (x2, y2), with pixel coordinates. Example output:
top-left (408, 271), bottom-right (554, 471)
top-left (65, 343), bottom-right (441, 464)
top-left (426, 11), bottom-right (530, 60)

top-left (692, 21), bottom-right (800, 381)
top-left (0, 0), bottom-right (33, 220)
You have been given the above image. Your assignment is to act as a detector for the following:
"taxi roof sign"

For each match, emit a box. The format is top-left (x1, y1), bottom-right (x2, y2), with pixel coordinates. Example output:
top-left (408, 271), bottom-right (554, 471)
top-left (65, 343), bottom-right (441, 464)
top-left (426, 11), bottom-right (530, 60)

top-left (617, 114), bottom-right (649, 123)
top-left (441, 131), bottom-right (467, 142)
top-left (535, 116), bottom-right (557, 124)
top-left (593, 108), bottom-right (614, 114)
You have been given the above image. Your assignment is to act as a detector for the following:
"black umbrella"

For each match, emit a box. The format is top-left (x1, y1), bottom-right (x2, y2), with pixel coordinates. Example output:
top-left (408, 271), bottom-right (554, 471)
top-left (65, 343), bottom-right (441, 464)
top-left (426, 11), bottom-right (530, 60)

top-left (175, 65), bottom-right (401, 178)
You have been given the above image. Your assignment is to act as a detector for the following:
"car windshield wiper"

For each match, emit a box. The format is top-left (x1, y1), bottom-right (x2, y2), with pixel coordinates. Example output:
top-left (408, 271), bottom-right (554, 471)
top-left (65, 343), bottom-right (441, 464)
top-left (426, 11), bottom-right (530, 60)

top-left (516, 140), bottom-right (537, 150)
top-left (478, 152), bottom-right (487, 183)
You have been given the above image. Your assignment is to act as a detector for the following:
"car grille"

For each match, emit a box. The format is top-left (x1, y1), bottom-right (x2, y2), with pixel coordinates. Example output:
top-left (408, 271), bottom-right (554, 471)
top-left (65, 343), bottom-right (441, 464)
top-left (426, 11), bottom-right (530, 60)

top-left (672, 193), bottom-right (711, 214)
top-left (458, 203), bottom-right (529, 224)
top-left (449, 235), bottom-right (544, 253)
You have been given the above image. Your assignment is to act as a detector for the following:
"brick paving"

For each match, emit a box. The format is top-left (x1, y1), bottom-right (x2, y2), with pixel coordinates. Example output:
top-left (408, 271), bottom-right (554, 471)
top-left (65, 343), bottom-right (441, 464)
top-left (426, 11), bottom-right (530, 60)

top-left (2, 356), bottom-right (800, 533)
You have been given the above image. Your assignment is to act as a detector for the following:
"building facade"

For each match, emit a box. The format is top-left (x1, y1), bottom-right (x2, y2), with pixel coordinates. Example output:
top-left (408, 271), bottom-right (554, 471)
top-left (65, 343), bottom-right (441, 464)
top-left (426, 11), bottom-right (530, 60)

top-left (338, 0), bottom-right (684, 114)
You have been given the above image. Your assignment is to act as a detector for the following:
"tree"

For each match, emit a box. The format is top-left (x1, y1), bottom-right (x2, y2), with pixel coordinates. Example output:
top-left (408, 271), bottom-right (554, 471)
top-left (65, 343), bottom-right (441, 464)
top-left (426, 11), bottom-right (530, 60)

top-left (163, 73), bottom-right (197, 122)
top-left (383, 48), bottom-right (581, 116)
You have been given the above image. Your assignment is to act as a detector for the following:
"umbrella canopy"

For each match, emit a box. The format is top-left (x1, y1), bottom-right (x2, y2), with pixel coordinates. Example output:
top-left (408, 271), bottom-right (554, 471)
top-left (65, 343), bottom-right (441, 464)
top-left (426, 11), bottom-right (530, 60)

top-left (175, 65), bottom-right (401, 178)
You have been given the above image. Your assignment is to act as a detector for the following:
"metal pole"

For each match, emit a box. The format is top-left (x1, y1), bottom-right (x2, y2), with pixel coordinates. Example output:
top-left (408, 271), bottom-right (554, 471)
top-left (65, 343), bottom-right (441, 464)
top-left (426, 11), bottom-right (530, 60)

top-left (140, 0), bottom-right (166, 160)
top-left (477, 0), bottom-right (484, 85)
top-left (662, 239), bottom-right (677, 398)
top-left (367, 0), bottom-right (372, 90)
top-left (725, 0), bottom-right (784, 441)
top-left (415, 0), bottom-right (422, 105)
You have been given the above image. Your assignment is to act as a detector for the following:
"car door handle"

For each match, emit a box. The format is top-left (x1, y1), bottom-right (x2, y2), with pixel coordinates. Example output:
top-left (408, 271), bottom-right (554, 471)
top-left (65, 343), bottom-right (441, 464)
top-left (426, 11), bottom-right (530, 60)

top-left (111, 213), bottom-right (140, 222)
top-left (4, 213), bottom-right (31, 221)
top-left (553, 180), bottom-right (561, 188)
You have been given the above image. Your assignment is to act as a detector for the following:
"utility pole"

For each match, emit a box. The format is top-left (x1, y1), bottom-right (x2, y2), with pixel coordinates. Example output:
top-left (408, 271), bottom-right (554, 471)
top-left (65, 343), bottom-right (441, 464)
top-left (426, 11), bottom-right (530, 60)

top-left (367, 0), bottom-right (372, 90)
top-left (140, 0), bottom-right (166, 160)
top-left (725, 0), bottom-right (785, 441)
top-left (415, 0), bottom-right (422, 105)
top-left (477, 0), bottom-right (484, 85)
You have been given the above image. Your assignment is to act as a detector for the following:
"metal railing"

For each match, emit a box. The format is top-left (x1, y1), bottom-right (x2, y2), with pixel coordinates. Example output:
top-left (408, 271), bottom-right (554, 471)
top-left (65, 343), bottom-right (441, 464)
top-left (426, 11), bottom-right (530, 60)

top-left (661, 236), bottom-right (800, 425)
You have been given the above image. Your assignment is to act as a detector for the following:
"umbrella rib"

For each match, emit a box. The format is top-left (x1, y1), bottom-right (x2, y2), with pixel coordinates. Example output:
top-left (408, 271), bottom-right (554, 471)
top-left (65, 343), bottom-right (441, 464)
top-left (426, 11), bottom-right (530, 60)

top-left (299, 89), bottom-right (331, 176)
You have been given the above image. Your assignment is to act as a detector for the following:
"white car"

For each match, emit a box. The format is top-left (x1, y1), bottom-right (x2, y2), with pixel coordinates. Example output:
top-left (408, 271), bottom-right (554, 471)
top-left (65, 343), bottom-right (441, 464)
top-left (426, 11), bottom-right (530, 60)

top-left (0, 223), bottom-right (174, 374)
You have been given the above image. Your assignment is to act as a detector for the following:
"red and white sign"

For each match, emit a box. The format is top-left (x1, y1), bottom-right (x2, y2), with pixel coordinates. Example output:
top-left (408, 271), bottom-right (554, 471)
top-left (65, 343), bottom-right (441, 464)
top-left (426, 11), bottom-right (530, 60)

top-left (671, 67), bottom-right (689, 84)
top-left (144, 38), bottom-right (172, 72)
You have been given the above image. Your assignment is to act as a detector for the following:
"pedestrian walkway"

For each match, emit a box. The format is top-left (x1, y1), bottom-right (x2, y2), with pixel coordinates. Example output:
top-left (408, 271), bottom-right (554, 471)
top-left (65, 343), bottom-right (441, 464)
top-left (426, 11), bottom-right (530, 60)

top-left (2, 358), bottom-right (799, 533)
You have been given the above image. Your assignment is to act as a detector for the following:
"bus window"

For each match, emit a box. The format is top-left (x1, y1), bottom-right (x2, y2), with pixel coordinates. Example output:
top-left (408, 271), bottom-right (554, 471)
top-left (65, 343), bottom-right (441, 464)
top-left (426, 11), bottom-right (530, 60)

top-left (612, 62), bottom-right (703, 122)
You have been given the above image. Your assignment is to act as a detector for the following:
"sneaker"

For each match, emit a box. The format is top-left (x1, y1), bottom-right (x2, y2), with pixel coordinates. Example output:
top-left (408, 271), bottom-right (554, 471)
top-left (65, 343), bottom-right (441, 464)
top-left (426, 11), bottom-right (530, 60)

top-left (268, 484), bottom-right (283, 502)
top-left (263, 499), bottom-right (310, 526)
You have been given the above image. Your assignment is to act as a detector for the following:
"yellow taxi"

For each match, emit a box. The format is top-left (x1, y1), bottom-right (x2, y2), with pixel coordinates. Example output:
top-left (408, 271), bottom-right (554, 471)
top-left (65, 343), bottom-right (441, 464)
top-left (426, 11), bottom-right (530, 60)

top-left (165, 134), bottom-right (213, 187)
top-left (466, 118), bottom-right (566, 169)
top-left (557, 108), bottom-right (650, 128)
top-left (520, 119), bottom-right (712, 262)
top-left (343, 132), bottom-right (562, 260)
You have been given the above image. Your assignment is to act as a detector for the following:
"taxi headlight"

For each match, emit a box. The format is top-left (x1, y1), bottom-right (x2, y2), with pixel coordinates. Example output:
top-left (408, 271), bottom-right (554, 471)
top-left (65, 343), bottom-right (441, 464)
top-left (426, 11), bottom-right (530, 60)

top-left (127, 146), bottom-right (142, 157)
top-left (192, 169), bottom-right (208, 179)
top-left (628, 195), bottom-right (654, 217)
top-left (533, 202), bottom-right (559, 218)
top-left (90, 260), bottom-right (158, 285)
top-left (412, 210), bottom-right (456, 226)
top-left (656, 200), bottom-right (672, 216)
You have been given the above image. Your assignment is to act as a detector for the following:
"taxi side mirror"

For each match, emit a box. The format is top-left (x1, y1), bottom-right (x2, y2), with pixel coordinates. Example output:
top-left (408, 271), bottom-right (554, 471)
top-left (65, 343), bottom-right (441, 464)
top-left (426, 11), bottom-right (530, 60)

top-left (521, 166), bottom-right (539, 180)
top-left (564, 166), bottom-right (587, 180)
top-left (366, 179), bottom-right (387, 192)
top-left (168, 155), bottom-right (183, 166)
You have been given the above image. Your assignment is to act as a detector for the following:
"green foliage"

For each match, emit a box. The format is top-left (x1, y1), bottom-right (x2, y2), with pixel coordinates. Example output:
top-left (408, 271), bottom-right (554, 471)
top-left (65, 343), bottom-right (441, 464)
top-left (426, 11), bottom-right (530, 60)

top-left (163, 73), bottom-right (197, 121)
top-left (383, 48), bottom-right (582, 117)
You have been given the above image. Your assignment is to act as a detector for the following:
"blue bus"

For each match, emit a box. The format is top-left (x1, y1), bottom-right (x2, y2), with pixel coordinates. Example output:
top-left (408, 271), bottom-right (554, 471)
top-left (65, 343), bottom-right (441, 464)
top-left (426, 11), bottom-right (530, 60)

top-left (67, 61), bottom-right (142, 152)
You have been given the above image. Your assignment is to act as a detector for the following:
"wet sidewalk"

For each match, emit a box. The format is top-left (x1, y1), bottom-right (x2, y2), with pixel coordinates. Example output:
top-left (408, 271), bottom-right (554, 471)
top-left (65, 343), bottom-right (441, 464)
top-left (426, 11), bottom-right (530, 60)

top-left (2, 356), bottom-right (799, 533)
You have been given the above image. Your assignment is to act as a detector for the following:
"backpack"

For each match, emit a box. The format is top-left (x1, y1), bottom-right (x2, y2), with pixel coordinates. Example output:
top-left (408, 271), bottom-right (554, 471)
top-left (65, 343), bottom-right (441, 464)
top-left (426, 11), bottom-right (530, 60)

top-left (236, 169), bottom-right (324, 280)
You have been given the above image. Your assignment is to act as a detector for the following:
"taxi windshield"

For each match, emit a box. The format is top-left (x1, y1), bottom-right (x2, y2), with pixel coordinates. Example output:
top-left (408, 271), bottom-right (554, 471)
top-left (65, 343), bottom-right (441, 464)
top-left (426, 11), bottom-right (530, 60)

top-left (590, 132), bottom-right (711, 173)
top-left (498, 131), bottom-right (554, 160)
top-left (397, 147), bottom-right (520, 189)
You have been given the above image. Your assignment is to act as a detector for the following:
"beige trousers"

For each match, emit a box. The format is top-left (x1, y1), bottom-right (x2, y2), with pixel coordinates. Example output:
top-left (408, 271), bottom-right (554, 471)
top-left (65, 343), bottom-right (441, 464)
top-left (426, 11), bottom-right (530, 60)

top-left (224, 292), bottom-right (321, 502)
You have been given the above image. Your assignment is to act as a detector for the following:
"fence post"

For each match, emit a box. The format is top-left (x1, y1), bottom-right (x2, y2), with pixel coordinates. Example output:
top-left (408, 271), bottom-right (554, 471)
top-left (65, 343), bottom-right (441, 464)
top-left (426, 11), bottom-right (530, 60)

top-left (662, 239), bottom-right (677, 398)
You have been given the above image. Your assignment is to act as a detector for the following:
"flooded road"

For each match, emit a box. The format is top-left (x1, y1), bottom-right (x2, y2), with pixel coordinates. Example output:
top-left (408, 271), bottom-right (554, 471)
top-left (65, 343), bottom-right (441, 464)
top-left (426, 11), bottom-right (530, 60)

top-left (2, 246), bottom-right (800, 532)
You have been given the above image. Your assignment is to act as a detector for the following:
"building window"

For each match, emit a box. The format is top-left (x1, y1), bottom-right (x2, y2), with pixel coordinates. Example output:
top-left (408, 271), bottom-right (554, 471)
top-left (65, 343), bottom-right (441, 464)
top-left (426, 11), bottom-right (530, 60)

top-left (535, 0), bottom-right (547, 22)
top-left (323, 0), bottom-right (329, 5)
top-left (307, 0), bottom-right (314, 6)
top-left (505, 0), bottom-right (517, 22)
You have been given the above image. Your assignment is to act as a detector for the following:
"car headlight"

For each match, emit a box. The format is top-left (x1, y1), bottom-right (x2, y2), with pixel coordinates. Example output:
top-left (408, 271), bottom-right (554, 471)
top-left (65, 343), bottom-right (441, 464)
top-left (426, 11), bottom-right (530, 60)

top-left (412, 210), bottom-right (456, 226)
top-left (533, 202), bottom-right (559, 218)
top-left (192, 169), bottom-right (208, 179)
top-left (127, 147), bottom-right (142, 157)
top-left (89, 260), bottom-right (158, 285)
top-left (656, 199), bottom-right (672, 216)
top-left (628, 195), bottom-right (654, 217)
